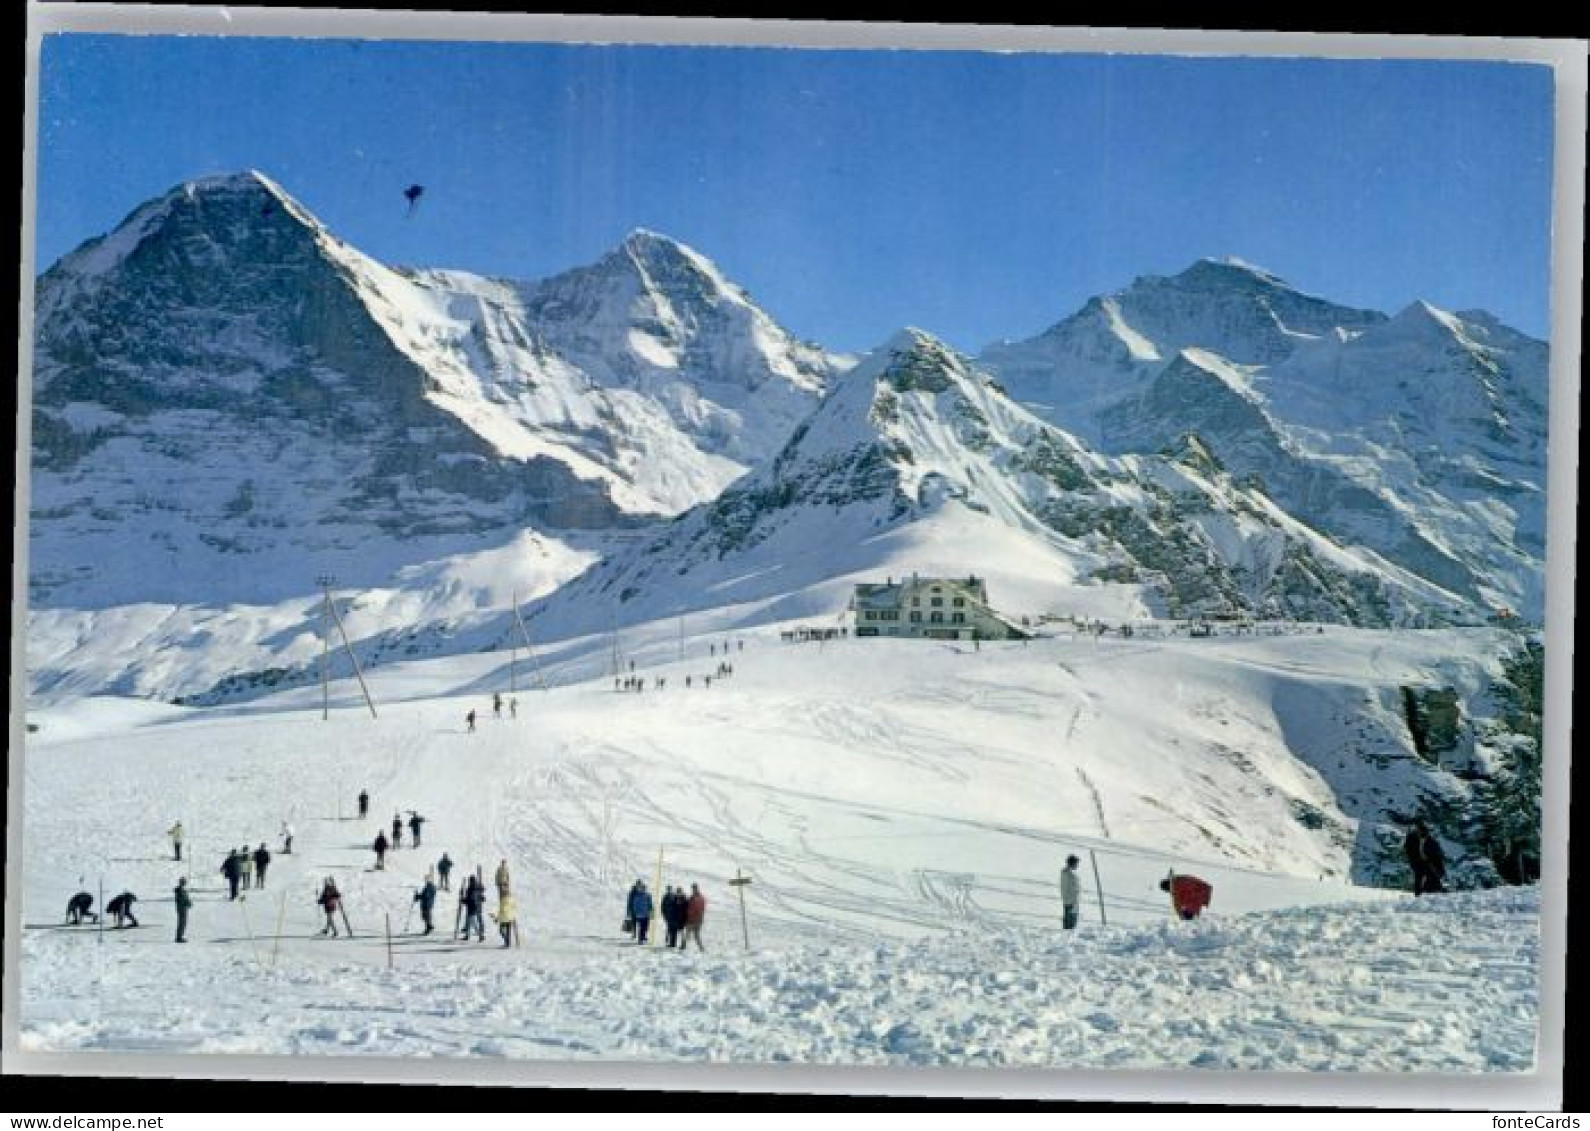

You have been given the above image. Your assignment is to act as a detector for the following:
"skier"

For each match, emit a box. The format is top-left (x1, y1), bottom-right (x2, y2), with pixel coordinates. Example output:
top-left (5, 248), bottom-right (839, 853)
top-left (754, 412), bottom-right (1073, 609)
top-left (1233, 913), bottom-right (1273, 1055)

top-left (1060, 854), bottom-right (1082, 931)
top-left (509, 697), bottom-right (518, 719)
top-left (168, 820), bottom-right (184, 862)
top-left (413, 874), bottom-right (438, 935)
top-left (107, 891), bottom-right (139, 929)
top-left (221, 849), bottom-right (242, 900)
top-left (622, 881), bottom-right (640, 938)
top-left (1160, 872), bottom-right (1213, 920)
top-left (253, 843), bottom-right (271, 889)
top-left (460, 875), bottom-right (487, 941)
top-left (280, 821), bottom-right (294, 855)
top-left (466, 710), bottom-right (476, 733)
top-left (373, 830), bottom-right (389, 870)
top-left (494, 859), bottom-right (512, 899)
top-left (493, 692), bottom-right (502, 719)
top-left (317, 878), bottom-right (342, 936)
top-left (437, 852), bottom-right (454, 891)
top-left (358, 790), bottom-right (369, 819)
top-left (391, 812), bottom-right (404, 849)
top-left (495, 891), bottom-right (519, 947)
top-left (402, 183), bottom-right (425, 216)
top-left (408, 812), bottom-right (425, 848)
top-left (682, 883), bottom-right (707, 951)
top-left (173, 877), bottom-right (192, 943)
top-left (627, 880), bottom-right (654, 945)
top-left (65, 891), bottom-right (98, 925)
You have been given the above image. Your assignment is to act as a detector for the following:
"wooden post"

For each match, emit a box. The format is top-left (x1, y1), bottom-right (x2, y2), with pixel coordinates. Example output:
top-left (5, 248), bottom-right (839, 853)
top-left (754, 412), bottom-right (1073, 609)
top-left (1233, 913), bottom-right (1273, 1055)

top-left (97, 878), bottom-right (104, 946)
top-left (1088, 849), bottom-right (1108, 927)
top-left (729, 869), bottom-right (753, 951)
top-left (652, 847), bottom-right (664, 947)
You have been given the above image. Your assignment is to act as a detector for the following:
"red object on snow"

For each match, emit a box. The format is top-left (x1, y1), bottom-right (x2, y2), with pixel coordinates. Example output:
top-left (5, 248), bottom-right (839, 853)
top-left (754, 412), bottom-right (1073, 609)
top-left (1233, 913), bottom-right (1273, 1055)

top-left (1169, 875), bottom-right (1212, 919)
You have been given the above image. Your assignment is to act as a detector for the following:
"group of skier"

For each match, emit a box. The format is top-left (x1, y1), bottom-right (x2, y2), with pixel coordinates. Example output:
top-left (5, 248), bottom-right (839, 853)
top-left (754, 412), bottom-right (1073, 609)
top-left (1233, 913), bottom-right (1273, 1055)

top-left (219, 843), bottom-right (273, 899)
top-left (372, 808), bottom-right (427, 869)
top-left (464, 693), bottom-right (519, 732)
top-left (624, 880), bottom-right (707, 949)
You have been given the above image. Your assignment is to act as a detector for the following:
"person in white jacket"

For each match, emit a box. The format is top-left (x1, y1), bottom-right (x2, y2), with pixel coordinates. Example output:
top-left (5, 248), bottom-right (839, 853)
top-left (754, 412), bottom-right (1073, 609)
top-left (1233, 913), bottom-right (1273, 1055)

top-left (1060, 855), bottom-right (1082, 931)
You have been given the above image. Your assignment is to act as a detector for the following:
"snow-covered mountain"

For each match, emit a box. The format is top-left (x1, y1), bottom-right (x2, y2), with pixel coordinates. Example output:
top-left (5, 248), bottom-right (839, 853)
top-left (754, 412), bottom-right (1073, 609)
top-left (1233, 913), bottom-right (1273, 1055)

top-left (25, 176), bottom-right (1548, 710)
top-left (28, 171), bottom-right (838, 609)
top-left (979, 260), bottom-right (1548, 620)
top-left (522, 329), bottom-right (1469, 645)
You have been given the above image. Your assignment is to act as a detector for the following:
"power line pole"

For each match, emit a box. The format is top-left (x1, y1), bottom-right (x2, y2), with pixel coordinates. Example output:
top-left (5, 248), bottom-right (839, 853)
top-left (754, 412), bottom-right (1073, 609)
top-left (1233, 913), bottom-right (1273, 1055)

top-left (318, 575), bottom-right (378, 719)
top-left (316, 574), bottom-right (333, 720)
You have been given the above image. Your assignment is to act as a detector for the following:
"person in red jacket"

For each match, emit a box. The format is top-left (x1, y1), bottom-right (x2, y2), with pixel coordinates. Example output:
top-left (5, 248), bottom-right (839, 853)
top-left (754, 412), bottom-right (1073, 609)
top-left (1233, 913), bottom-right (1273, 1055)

top-left (682, 883), bottom-right (707, 951)
top-left (1160, 872), bottom-right (1212, 920)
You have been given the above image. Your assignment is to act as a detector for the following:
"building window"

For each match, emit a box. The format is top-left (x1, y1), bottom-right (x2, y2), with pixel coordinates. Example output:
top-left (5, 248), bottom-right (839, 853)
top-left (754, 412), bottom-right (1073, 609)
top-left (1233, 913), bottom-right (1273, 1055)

top-left (930, 611), bottom-right (943, 623)
top-left (952, 612), bottom-right (965, 624)
top-left (930, 597), bottom-right (943, 607)
top-left (912, 597), bottom-right (920, 607)
top-left (953, 597), bottom-right (965, 607)
top-left (909, 611), bottom-right (922, 623)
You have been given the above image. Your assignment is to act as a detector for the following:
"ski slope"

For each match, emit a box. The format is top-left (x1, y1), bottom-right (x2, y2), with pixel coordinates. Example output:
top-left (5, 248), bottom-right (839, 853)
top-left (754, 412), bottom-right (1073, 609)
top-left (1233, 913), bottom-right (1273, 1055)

top-left (15, 625), bottom-right (1540, 1071)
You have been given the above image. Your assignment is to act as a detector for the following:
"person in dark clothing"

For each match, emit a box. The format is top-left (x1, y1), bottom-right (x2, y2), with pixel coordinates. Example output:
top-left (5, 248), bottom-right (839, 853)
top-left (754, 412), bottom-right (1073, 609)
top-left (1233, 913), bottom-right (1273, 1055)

top-left (408, 812), bottom-right (425, 848)
top-left (358, 790), bottom-right (369, 819)
top-left (107, 891), bottom-right (139, 928)
top-left (414, 876), bottom-right (438, 934)
top-left (373, 830), bottom-right (389, 870)
top-left (466, 710), bottom-right (476, 733)
top-left (173, 878), bottom-right (192, 942)
top-left (221, 850), bottom-right (242, 900)
top-left (460, 875), bottom-right (487, 941)
top-left (627, 881), bottom-right (654, 945)
top-left (391, 813), bottom-right (404, 849)
top-left (253, 843), bottom-right (271, 889)
top-left (437, 853), bottom-right (453, 891)
top-left (317, 878), bottom-right (342, 937)
top-left (65, 891), bottom-right (98, 925)
top-left (1405, 820), bottom-right (1448, 896)
top-left (661, 886), bottom-right (684, 947)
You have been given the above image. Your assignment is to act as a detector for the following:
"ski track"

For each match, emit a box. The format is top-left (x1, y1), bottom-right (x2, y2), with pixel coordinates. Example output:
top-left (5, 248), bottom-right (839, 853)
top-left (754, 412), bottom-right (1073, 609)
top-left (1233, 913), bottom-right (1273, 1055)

top-left (16, 629), bottom-right (1542, 1071)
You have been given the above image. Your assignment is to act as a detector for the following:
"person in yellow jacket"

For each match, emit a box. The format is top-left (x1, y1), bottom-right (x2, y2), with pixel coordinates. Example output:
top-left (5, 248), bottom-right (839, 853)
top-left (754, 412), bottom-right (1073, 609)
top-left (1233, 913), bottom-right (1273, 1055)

top-left (494, 891), bottom-right (519, 948)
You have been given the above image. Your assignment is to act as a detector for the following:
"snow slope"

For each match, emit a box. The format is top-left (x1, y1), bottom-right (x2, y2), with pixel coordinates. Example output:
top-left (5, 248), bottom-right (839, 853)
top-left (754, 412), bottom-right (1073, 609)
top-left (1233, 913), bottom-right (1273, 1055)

top-left (15, 627), bottom-right (1539, 1071)
top-left (521, 329), bottom-right (1471, 652)
top-left (980, 262), bottom-right (1549, 621)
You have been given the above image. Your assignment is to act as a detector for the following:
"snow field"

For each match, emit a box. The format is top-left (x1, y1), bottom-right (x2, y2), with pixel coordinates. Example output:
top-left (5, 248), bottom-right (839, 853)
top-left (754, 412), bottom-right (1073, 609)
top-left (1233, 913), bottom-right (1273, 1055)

top-left (16, 625), bottom-right (1540, 1069)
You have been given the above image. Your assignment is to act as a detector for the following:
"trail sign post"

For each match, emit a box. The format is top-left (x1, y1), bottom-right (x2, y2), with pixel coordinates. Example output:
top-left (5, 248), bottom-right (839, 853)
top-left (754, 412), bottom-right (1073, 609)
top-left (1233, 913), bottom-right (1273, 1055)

top-left (728, 869), bottom-right (753, 951)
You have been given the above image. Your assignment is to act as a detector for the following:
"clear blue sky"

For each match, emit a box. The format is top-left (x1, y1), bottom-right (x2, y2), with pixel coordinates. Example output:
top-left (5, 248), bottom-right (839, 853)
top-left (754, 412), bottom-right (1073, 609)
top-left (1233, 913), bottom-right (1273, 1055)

top-left (36, 34), bottom-right (1555, 351)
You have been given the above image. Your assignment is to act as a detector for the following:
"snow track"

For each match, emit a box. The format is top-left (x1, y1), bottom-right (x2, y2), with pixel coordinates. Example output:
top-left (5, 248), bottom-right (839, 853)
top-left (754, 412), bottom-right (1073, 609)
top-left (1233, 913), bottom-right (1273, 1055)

top-left (15, 625), bottom-right (1540, 1070)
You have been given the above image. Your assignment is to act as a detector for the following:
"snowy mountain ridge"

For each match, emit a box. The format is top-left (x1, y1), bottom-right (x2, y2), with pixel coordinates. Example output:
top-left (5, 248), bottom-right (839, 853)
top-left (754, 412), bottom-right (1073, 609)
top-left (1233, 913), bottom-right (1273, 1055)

top-left (29, 171), bottom-right (838, 610)
top-left (25, 171), bottom-right (1549, 709)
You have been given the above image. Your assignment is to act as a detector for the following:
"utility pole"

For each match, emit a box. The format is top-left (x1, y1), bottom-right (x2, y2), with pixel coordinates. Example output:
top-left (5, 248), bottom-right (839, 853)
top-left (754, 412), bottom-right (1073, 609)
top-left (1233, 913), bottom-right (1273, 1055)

top-left (318, 575), bottom-right (378, 719)
top-left (316, 574), bottom-right (333, 720)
